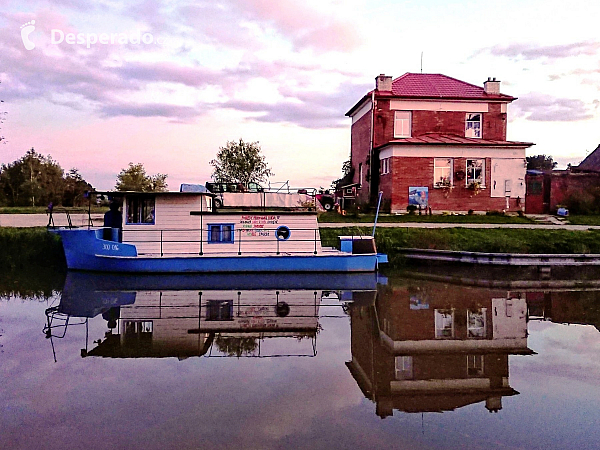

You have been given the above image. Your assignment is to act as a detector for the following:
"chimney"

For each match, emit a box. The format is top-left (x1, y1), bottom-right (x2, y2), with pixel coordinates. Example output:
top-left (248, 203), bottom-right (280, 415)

top-left (484, 77), bottom-right (501, 95)
top-left (375, 74), bottom-right (392, 92)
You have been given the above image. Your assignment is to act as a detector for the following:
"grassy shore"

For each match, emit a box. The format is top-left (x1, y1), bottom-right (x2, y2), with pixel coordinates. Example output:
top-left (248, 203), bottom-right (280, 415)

top-left (0, 227), bottom-right (66, 270)
top-left (320, 227), bottom-right (600, 266)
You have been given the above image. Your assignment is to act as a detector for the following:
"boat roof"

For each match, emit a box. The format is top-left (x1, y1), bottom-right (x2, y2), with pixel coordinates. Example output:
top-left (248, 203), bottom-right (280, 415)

top-left (88, 184), bottom-right (215, 197)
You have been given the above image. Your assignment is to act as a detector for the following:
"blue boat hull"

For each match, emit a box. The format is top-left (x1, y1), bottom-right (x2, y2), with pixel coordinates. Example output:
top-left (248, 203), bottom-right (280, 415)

top-left (54, 229), bottom-right (386, 273)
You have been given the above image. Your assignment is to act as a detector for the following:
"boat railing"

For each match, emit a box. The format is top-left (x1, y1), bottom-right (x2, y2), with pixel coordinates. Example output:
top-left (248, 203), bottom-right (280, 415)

top-left (110, 226), bottom-right (368, 257)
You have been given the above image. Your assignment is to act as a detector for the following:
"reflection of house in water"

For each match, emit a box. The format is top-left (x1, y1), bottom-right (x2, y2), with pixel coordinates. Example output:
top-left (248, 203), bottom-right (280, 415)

top-left (86, 289), bottom-right (322, 359)
top-left (346, 283), bottom-right (533, 418)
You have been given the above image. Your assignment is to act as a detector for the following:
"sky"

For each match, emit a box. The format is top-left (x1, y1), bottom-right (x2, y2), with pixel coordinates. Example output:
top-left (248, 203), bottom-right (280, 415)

top-left (1, 0), bottom-right (599, 191)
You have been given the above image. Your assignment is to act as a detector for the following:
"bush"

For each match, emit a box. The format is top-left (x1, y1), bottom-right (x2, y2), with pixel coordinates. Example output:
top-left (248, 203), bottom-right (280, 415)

top-left (406, 204), bottom-right (418, 215)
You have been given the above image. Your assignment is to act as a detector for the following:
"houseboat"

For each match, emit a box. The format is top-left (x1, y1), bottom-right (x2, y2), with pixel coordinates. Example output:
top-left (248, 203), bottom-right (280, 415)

top-left (52, 185), bottom-right (387, 273)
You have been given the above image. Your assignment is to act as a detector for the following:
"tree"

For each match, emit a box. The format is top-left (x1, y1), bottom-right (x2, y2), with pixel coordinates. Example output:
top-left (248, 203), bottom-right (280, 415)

top-left (331, 157), bottom-right (353, 191)
top-left (210, 139), bottom-right (273, 186)
top-left (62, 168), bottom-right (92, 207)
top-left (115, 163), bottom-right (168, 192)
top-left (0, 148), bottom-right (64, 206)
top-left (527, 155), bottom-right (557, 171)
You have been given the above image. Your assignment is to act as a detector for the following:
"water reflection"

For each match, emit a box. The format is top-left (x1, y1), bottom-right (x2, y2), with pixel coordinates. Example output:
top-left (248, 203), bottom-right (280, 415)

top-left (46, 272), bottom-right (380, 361)
top-left (3, 269), bottom-right (600, 448)
top-left (347, 282), bottom-right (535, 417)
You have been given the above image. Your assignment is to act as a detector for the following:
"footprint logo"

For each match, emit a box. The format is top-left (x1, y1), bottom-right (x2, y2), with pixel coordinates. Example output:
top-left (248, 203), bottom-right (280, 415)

top-left (20, 20), bottom-right (36, 50)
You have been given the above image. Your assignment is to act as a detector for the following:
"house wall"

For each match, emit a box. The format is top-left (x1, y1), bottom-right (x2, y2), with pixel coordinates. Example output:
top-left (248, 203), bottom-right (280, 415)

top-left (380, 154), bottom-right (525, 213)
top-left (349, 93), bottom-right (515, 209)
top-left (376, 99), bottom-right (508, 141)
top-left (350, 108), bottom-right (372, 204)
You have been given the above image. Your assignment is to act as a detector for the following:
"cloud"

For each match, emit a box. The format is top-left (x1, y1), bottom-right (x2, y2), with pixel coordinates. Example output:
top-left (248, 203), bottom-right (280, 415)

top-left (100, 101), bottom-right (200, 120)
top-left (221, 82), bottom-right (370, 129)
top-left (176, 0), bottom-right (361, 53)
top-left (512, 93), bottom-right (593, 122)
top-left (476, 41), bottom-right (600, 61)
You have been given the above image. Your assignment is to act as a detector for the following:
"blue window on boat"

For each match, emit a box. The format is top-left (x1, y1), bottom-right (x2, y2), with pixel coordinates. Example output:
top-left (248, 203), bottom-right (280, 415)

top-left (126, 196), bottom-right (155, 224)
top-left (207, 224), bottom-right (234, 243)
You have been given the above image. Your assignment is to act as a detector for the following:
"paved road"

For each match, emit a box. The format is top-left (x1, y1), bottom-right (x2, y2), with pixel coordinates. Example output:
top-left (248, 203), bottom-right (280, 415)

top-left (0, 213), bottom-right (104, 228)
top-left (2, 213), bottom-right (600, 231)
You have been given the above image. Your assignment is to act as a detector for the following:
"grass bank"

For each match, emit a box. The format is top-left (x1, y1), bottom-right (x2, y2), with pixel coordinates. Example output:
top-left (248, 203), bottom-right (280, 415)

top-left (0, 227), bottom-right (66, 271)
top-left (318, 212), bottom-right (533, 224)
top-left (320, 227), bottom-right (600, 267)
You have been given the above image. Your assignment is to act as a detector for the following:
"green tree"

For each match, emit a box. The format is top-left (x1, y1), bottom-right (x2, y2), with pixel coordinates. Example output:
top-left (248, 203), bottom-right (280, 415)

top-left (331, 157), bottom-right (353, 190)
top-left (527, 155), bottom-right (557, 171)
top-left (0, 148), bottom-right (64, 206)
top-left (115, 163), bottom-right (168, 192)
top-left (62, 168), bottom-right (92, 206)
top-left (210, 139), bottom-right (273, 186)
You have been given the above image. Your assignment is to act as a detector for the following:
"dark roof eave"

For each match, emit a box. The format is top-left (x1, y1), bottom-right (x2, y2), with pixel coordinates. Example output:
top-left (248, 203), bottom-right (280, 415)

top-left (374, 141), bottom-right (534, 151)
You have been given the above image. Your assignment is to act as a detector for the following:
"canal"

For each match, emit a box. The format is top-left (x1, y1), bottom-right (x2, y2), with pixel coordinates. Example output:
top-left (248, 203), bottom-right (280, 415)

top-left (1, 269), bottom-right (599, 449)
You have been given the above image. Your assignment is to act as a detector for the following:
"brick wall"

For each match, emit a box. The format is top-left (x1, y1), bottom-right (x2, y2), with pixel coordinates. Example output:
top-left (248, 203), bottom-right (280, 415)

top-left (549, 172), bottom-right (600, 212)
top-left (372, 99), bottom-right (508, 141)
top-left (386, 156), bottom-right (522, 213)
top-left (350, 110), bottom-right (372, 203)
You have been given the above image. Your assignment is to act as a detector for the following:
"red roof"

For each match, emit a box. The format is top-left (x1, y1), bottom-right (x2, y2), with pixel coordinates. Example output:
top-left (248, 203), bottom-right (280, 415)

top-left (390, 73), bottom-right (513, 100)
top-left (375, 133), bottom-right (533, 149)
top-left (346, 73), bottom-right (515, 116)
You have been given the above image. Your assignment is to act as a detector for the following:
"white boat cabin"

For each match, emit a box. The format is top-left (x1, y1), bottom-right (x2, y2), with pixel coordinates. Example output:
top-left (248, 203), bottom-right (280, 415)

top-left (108, 187), bottom-right (323, 257)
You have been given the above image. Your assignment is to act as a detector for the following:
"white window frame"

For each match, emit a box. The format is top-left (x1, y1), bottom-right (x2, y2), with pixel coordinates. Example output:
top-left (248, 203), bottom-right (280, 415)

top-left (466, 159), bottom-right (485, 187)
top-left (465, 113), bottom-right (482, 138)
top-left (433, 158), bottom-right (453, 188)
top-left (381, 157), bottom-right (390, 175)
top-left (467, 355), bottom-right (484, 376)
top-left (467, 308), bottom-right (487, 338)
top-left (394, 111), bottom-right (411, 138)
top-left (435, 309), bottom-right (454, 339)
top-left (395, 356), bottom-right (414, 380)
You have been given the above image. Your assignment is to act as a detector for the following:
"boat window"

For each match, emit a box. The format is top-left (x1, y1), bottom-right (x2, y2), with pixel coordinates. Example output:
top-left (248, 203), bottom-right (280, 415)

top-left (126, 196), bottom-right (155, 224)
top-left (206, 300), bottom-right (233, 321)
top-left (207, 224), bottom-right (234, 243)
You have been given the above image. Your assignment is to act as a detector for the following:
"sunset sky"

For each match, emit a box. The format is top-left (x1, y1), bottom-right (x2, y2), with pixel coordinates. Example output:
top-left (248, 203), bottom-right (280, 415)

top-left (1, 0), bottom-right (599, 190)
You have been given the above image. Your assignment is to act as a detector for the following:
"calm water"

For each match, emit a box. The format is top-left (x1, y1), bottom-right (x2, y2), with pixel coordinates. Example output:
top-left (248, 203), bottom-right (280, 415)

top-left (1, 270), bottom-right (600, 450)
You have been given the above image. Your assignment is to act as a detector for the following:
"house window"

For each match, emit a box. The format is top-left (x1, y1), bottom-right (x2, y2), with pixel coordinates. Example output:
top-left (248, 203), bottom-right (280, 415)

top-left (126, 196), bottom-right (155, 224)
top-left (435, 309), bottom-right (454, 338)
top-left (381, 157), bottom-right (390, 175)
top-left (358, 163), bottom-right (363, 189)
top-left (395, 356), bottom-right (414, 380)
top-left (465, 113), bottom-right (482, 138)
top-left (466, 159), bottom-right (485, 186)
top-left (434, 158), bottom-right (453, 187)
top-left (208, 224), bottom-right (234, 243)
top-left (394, 111), bottom-right (411, 138)
top-left (467, 355), bottom-right (484, 376)
top-left (467, 308), bottom-right (487, 338)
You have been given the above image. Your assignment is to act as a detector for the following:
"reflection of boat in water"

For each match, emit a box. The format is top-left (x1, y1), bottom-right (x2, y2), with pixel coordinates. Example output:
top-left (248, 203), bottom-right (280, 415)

top-left (45, 272), bottom-right (380, 360)
top-left (346, 280), bottom-right (534, 417)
